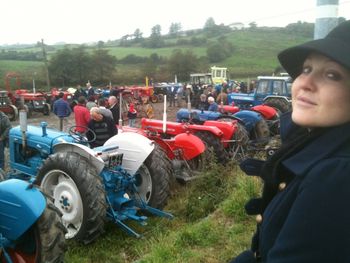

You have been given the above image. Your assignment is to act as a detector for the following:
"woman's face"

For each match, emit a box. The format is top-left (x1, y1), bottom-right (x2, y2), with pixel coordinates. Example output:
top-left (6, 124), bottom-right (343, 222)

top-left (292, 53), bottom-right (350, 127)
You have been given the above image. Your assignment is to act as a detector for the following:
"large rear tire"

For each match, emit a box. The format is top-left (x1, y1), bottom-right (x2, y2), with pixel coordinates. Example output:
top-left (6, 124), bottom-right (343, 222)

top-left (265, 98), bottom-right (290, 113)
top-left (252, 119), bottom-right (270, 141)
top-left (194, 131), bottom-right (228, 164)
top-left (2, 199), bottom-right (66, 263)
top-left (134, 145), bottom-right (172, 209)
top-left (227, 122), bottom-right (250, 163)
top-left (36, 152), bottom-right (106, 244)
top-left (7, 105), bottom-right (19, 121)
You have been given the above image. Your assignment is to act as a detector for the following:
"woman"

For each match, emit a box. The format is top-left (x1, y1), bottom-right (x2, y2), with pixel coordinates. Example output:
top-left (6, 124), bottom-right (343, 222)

top-left (231, 20), bottom-right (350, 262)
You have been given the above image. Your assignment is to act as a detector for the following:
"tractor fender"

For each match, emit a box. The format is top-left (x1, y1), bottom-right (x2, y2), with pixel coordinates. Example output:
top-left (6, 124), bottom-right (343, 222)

top-left (251, 104), bottom-right (277, 120)
top-left (104, 132), bottom-right (155, 176)
top-left (187, 124), bottom-right (223, 137)
top-left (53, 143), bottom-right (105, 174)
top-left (174, 133), bottom-right (205, 160)
top-left (0, 179), bottom-right (46, 241)
top-left (233, 110), bottom-right (263, 133)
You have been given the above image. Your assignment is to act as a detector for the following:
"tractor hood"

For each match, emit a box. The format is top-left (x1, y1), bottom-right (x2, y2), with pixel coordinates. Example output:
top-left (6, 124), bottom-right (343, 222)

top-left (9, 125), bottom-right (75, 154)
top-left (176, 108), bottom-right (221, 122)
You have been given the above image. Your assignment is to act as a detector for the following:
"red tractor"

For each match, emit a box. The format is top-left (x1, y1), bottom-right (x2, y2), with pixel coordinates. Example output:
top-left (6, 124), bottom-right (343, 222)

top-left (0, 90), bottom-right (18, 121)
top-left (46, 87), bottom-right (74, 109)
top-left (119, 125), bottom-right (206, 182)
top-left (5, 72), bottom-right (50, 117)
top-left (139, 118), bottom-right (249, 164)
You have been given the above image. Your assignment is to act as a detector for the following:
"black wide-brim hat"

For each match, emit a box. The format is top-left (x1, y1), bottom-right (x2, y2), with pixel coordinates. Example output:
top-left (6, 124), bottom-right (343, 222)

top-left (278, 20), bottom-right (350, 79)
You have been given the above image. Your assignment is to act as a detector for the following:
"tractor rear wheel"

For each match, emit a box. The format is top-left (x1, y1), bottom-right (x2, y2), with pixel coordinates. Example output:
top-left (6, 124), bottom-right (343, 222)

top-left (7, 105), bottom-right (18, 121)
top-left (134, 145), bottom-right (172, 209)
top-left (265, 98), bottom-right (290, 113)
top-left (253, 119), bottom-right (270, 141)
top-left (227, 122), bottom-right (250, 163)
top-left (194, 131), bottom-right (228, 164)
top-left (43, 103), bottom-right (50, 115)
top-left (1, 199), bottom-right (66, 263)
top-left (157, 94), bottom-right (164, 103)
top-left (36, 151), bottom-right (106, 244)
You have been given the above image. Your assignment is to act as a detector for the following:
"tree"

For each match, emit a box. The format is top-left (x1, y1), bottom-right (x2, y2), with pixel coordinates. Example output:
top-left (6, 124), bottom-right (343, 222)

top-left (148, 24), bottom-right (164, 48)
top-left (248, 22), bottom-right (257, 29)
top-left (49, 48), bottom-right (77, 86)
top-left (204, 17), bottom-right (216, 29)
top-left (134, 28), bottom-right (143, 40)
top-left (167, 50), bottom-right (199, 81)
top-left (169, 22), bottom-right (182, 36)
top-left (90, 49), bottom-right (117, 84)
top-left (206, 37), bottom-right (234, 63)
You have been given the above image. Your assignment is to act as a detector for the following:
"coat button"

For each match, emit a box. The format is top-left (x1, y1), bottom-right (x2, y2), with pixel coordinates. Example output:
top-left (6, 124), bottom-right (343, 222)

top-left (256, 214), bottom-right (263, 223)
top-left (278, 182), bottom-right (287, 191)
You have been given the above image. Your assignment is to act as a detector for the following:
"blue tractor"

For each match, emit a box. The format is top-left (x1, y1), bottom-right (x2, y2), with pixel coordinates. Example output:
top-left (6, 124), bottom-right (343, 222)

top-left (176, 108), bottom-right (270, 142)
top-left (0, 176), bottom-right (66, 262)
top-left (227, 75), bottom-right (292, 113)
top-left (6, 112), bottom-right (173, 244)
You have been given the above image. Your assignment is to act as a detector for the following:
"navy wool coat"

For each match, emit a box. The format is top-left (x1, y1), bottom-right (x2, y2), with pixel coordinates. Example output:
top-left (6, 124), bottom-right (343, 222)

top-left (232, 113), bottom-right (350, 263)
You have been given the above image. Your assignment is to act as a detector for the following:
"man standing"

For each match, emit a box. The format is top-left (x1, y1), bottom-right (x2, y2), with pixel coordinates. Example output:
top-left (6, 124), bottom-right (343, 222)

top-left (53, 92), bottom-right (72, 131)
top-left (0, 112), bottom-right (11, 170)
top-left (167, 85), bottom-right (178, 107)
top-left (107, 96), bottom-right (120, 124)
top-left (86, 82), bottom-right (95, 98)
top-left (87, 107), bottom-right (117, 148)
top-left (73, 96), bottom-right (90, 133)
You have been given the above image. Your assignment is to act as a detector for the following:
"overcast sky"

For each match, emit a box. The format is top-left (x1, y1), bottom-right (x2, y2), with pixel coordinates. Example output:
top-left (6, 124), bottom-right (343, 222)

top-left (1, 0), bottom-right (350, 45)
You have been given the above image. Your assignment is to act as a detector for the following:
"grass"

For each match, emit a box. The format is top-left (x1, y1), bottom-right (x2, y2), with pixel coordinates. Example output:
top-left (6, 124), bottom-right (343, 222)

top-left (64, 162), bottom-right (262, 262)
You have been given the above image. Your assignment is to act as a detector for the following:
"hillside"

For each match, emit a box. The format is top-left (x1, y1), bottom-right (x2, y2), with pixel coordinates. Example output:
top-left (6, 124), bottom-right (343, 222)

top-left (0, 26), bottom-right (312, 88)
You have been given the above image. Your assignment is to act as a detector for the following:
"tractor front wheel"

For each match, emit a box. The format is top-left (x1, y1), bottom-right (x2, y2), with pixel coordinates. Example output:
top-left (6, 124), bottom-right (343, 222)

top-left (1, 199), bottom-right (66, 263)
top-left (36, 151), bottom-right (106, 244)
top-left (134, 145), bottom-right (172, 209)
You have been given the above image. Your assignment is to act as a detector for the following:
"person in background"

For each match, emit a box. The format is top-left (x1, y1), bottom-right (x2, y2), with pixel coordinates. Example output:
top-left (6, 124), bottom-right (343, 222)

top-left (127, 103), bottom-right (137, 127)
top-left (107, 95), bottom-right (120, 124)
top-left (167, 85), bottom-right (178, 107)
top-left (86, 107), bottom-right (117, 148)
top-left (53, 92), bottom-right (72, 131)
top-left (0, 112), bottom-right (11, 170)
top-left (73, 96), bottom-right (90, 133)
top-left (198, 93), bottom-right (209, 111)
top-left (97, 98), bottom-right (113, 119)
top-left (231, 20), bottom-right (350, 263)
top-left (216, 88), bottom-right (228, 105)
top-left (207, 96), bottom-right (218, 112)
top-left (86, 96), bottom-right (97, 111)
top-left (73, 85), bottom-right (86, 100)
top-left (86, 81), bottom-right (95, 97)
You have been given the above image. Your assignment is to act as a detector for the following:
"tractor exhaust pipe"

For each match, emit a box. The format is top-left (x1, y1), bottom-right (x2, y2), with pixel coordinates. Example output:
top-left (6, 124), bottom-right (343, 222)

top-left (19, 109), bottom-right (28, 155)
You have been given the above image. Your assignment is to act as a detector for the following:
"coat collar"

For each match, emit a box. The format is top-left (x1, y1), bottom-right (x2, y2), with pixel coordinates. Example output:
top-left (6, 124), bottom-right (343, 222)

top-left (281, 115), bottom-right (350, 176)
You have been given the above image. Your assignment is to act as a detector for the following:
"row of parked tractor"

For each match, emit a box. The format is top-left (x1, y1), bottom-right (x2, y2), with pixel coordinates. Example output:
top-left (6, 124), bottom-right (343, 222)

top-left (0, 74), bottom-right (290, 261)
top-left (0, 71), bottom-right (158, 121)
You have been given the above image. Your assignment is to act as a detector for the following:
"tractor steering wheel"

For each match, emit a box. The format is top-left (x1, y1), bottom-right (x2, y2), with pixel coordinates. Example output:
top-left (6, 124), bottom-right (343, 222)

top-left (68, 125), bottom-right (96, 144)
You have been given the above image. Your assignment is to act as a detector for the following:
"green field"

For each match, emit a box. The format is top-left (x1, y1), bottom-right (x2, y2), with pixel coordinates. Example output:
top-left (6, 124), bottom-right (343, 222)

top-left (0, 27), bottom-right (311, 88)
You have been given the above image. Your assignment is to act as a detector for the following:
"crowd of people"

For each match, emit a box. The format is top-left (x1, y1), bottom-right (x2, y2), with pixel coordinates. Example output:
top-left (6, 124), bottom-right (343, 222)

top-left (52, 81), bottom-right (138, 148)
top-left (165, 81), bottom-right (244, 111)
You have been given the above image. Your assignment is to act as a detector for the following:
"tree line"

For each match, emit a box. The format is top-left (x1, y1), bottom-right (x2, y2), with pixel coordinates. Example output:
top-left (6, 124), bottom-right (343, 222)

top-left (1, 18), bottom-right (321, 88)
